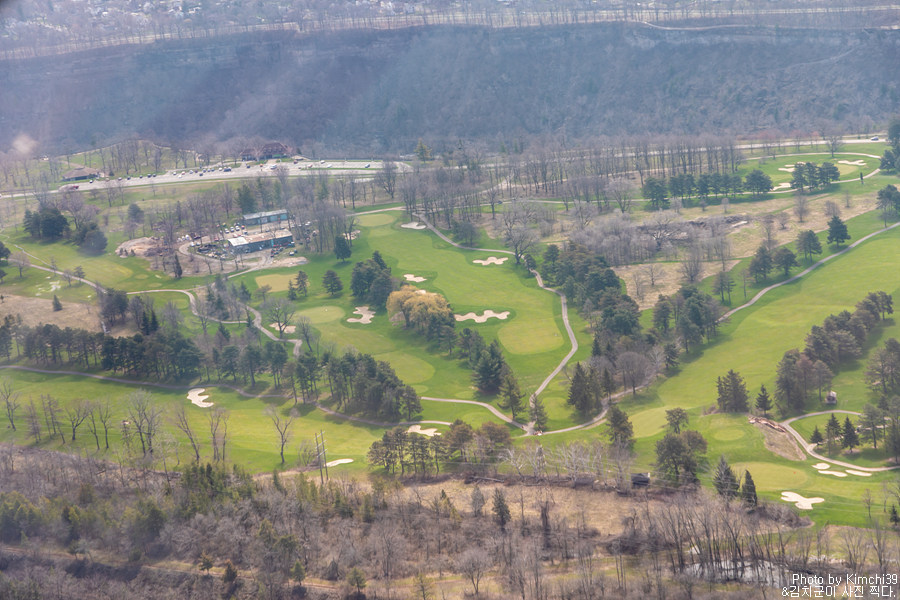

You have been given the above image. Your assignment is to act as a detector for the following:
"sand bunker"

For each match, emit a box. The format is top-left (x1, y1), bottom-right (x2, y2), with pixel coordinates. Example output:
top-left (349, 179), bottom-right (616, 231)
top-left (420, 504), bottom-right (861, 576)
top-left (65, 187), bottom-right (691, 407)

top-left (838, 159), bottom-right (866, 166)
top-left (408, 424), bottom-right (441, 437)
top-left (778, 166), bottom-right (796, 173)
top-left (455, 310), bottom-right (511, 323)
top-left (812, 463), bottom-right (831, 470)
top-left (817, 470), bottom-right (848, 477)
top-left (401, 222), bottom-right (427, 230)
top-left (270, 323), bottom-right (297, 333)
top-left (187, 388), bottom-right (214, 408)
top-left (325, 458), bottom-right (353, 468)
top-left (774, 182), bottom-right (792, 190)
top-left (781, 491), bottom-right (825, 510)
top-left (845, 469), bottom-right (873, 477)
top-left (347, 306), bottom-right (375, 324)
top-left (473, 256), bottom-right (508, 266)
top-left (404, 274), bottom-right (427, 283)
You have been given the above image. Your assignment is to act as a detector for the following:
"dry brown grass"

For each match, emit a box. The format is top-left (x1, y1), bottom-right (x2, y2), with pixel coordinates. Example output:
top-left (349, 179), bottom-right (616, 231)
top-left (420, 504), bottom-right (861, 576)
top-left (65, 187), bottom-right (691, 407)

top-left (400, 478), bottom-right (665, 537)
top-left (617, 260), bottom-right (740, 310)
top-left (0, 293), bottom-right (101, 331)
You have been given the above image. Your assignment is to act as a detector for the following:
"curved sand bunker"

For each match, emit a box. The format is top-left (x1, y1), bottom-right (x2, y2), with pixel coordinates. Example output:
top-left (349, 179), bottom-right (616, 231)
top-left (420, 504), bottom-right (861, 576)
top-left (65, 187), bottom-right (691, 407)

top-left (187, 388), bottom-right (214, 408)
top-left (838, 159), bottom-right (866, 166)
top-left (270, 323), bottom-right (297, 333)
top-left (812, 463), bottom-right (831, 470)
top-left (455, 310), bottom-right (511, 323)
top-left (404, 274), bottom-right (427, 283)
top-left (408, 424), bottom-right (441, 437)
top-left (347, 306), bottom-right (375, 324)
top-left (781, 491), bottom-right (824, 510)
top-left (845, 469), bottom-right (873, 477)
top-left (325, 458), bottom-right (354, 468)
top-left (778, 166), bottom-right (796, 173)
top-left (401, 222), bottom-right (427, 230)
top-left (473, 256), bottom-right (508, 266)
top-left (817, 470), bottom-right (847, 477)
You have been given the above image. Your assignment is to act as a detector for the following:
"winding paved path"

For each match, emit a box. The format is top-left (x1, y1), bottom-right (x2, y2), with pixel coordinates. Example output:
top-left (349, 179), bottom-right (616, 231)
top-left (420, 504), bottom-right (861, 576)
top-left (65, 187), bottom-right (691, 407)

top-left (722, 220), bottom-right (900, 320)
top-left (781, 410), bottom-right (900, 473)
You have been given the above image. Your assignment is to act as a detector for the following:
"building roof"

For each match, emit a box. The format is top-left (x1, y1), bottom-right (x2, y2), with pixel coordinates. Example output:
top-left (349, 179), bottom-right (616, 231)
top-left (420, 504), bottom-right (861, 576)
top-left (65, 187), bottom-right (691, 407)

top-left (242, 209), bottom-right (289, 220)
top-left (62, 167), bottom-right (101, 180)
top-left (227, 229), bottom-right (293, 247)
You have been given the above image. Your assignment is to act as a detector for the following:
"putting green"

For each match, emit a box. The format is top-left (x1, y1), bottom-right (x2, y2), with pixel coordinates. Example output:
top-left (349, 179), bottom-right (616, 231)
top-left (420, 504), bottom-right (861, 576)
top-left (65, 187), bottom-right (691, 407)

top-left (255, 273), bottom-right (295, 292)
top-left (358, 213), bottom-right (396, 227)
top-left (300, 305), bottom-right (345, 324)
top-left (731, 462), bottom-right (811, 490)
top-left (714, 428), bottom-right (746, 441)
top-left (374, 351), bottom-right (436, 384)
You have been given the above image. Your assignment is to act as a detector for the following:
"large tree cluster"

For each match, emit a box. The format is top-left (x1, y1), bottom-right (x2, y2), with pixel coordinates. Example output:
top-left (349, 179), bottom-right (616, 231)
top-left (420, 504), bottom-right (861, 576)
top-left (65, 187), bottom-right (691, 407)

top-left (775, 291), bottom-right (893, 414)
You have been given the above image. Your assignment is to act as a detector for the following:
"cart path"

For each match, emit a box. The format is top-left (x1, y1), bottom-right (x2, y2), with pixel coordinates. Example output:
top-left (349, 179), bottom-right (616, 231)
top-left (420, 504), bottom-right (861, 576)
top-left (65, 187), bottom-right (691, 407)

top-left (781, 410), bottom-right (900, 472)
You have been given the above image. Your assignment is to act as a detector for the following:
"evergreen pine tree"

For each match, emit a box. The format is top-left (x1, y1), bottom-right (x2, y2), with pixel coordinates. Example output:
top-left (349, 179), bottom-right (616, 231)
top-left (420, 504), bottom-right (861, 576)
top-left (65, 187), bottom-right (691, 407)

top-left (591, 335), bottom-right (603, 357)
top-left (499, 369), bottom-right (524, 420)
top-left (566, 363), bottom-right (593, 415)
top-left (741, 471), bottom-right (758, 507)
top-left (713, 455), bottom-right (739, 499)
top-left (529, 395), bottom-right (549, 432)
top-left (755, 385), bottom-right (772, 417)
top-left (891, 505), bottom-right (900, 527)
top-left (842, 416), bottom-right (859, 451)
top-left (173, 253), bottom-right (183, 279)
top-left (491, 488), bottom-right (511, 531)
top-left (809, 426), bottom-right (824, 445)
top-left (287, 280), bottom-right (298, 301)
top-left (52, 295), bottom-right (62, 311)
top-left (826, 413), bottom-right (841, 454)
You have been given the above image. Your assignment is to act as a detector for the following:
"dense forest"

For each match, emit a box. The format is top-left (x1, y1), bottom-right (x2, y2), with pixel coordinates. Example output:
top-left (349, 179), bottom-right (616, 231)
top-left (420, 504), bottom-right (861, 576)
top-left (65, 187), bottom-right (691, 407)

top-left (1, 24), bottom-right (899, 155)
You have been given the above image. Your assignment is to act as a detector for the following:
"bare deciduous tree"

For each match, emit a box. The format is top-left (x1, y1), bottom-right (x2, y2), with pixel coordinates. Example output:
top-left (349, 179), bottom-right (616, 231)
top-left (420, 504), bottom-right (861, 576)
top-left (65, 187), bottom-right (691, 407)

top-left (267, 406), bottom-right (295, 464)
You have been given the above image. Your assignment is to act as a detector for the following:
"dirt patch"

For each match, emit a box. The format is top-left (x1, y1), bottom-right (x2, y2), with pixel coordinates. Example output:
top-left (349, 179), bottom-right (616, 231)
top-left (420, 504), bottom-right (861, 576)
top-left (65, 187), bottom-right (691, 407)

top-left (116, 236), bottom-right (165, 258)
top-left (0, 294), bottom-right (101, 332)
top-left (753, 421), bottom-right (806, 461)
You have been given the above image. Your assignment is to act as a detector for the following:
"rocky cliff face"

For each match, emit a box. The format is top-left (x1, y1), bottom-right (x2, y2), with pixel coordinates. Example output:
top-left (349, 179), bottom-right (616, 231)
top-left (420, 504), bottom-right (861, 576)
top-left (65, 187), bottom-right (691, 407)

top-left (1, 24), bottom-right (897, 154)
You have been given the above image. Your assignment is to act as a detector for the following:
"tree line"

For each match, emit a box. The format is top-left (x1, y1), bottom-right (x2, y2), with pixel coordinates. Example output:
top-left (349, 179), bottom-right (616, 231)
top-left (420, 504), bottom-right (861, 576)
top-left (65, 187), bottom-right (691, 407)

top-left (775, 291), bottom-right (893, 415)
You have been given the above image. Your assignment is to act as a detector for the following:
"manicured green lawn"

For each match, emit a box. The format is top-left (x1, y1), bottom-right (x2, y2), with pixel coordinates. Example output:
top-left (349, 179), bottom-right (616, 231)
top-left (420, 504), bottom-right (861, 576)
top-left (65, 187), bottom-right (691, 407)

top-left (609, 221), bottom-right (900, 525)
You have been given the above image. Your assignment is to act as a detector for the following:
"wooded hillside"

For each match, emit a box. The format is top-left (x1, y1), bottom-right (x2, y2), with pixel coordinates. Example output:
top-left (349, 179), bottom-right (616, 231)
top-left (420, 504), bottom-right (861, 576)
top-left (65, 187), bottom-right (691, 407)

top-left (1, 24), bottom-right (898, 154)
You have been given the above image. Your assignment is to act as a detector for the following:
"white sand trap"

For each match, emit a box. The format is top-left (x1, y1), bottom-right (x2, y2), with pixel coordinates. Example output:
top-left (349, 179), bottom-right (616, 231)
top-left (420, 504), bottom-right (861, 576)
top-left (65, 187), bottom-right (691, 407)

top-left (845, 469), bottom-right (873, 477)
top-left (270, 323), bottom-right (296, 333)
top-left (401, 222), bottom-right (427, 230)
top-left (455, 310), bottom-right (511, 323)
top-left (473, 256), bottom-right (508, 266)
top-left (408, 424), bottom-right (441, 437)
top-left (404, 274), bottom-right (427, 283)
top-left (774, 182), bottom-right (792, 190)
top-left (778, 166), bottom-right (796, 173)
top-left (812, 463), bottom-right (831, 470)
top-left (818, 470), bottom-right (847, 477)
top-left (838, 159), bottom-right (866, 166)
top-left (347, 306), bottom-right (375, 324)
top-left (415, 289), bottom-right (428, 295)
top-left (325, 458), bottom-right (353, 468)
top-left (187, 388), bottom-right (214, 408)
top-left (781, 491), bottom-right (825, 510)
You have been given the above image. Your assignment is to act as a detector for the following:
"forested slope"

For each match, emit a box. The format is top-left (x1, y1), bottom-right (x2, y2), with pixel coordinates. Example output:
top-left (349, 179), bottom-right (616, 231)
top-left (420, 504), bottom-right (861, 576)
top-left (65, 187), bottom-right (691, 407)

top-left (1, 24), bottom-right (898, 154)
